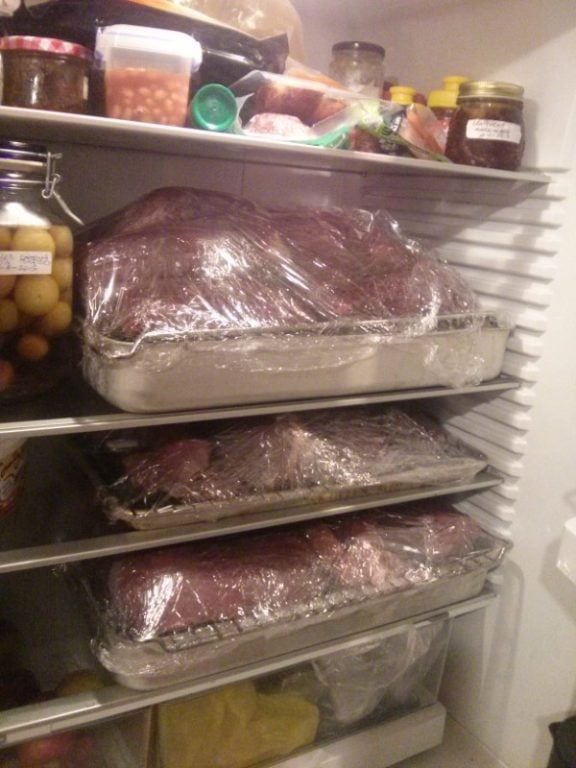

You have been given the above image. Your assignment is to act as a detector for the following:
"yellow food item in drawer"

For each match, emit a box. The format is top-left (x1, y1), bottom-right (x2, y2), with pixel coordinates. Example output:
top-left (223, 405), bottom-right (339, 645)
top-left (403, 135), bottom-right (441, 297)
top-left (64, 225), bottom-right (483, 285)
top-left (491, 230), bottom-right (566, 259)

top-left (157, 681), bottom-right (319, 768)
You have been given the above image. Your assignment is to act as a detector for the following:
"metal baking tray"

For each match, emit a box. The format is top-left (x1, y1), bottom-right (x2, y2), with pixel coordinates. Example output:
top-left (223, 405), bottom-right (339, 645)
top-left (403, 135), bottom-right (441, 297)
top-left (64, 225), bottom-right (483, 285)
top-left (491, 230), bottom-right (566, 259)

top-left (93, 551), bottom-right (501, 690)
top-left (82, 314), bottom-right (512, 413)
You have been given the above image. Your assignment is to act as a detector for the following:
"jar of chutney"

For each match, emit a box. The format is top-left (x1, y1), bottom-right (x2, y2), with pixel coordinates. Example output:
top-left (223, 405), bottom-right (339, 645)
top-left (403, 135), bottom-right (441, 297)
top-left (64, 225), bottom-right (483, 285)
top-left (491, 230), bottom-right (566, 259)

top-left (445, 81), bottom-right (525, 171)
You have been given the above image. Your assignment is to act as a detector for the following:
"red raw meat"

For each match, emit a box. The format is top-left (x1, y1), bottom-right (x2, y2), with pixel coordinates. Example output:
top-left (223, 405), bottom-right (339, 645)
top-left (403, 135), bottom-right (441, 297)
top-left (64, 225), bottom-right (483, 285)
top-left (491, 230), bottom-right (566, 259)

top-left (105, 506), bottom-right (498, 641)
top-left (123, 439), bottom-right (212, 500)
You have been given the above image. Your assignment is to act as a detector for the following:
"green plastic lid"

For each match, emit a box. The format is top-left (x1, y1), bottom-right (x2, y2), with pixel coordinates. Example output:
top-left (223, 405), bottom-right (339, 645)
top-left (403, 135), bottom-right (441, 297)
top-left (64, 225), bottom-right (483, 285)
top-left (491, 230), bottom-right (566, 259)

top-left (192, 84), bottom-right (238, 132)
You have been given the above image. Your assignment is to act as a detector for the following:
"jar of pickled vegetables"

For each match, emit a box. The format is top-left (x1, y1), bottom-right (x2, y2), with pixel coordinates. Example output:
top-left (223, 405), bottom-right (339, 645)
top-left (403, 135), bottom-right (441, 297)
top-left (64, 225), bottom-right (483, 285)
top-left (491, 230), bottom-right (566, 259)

top-left (445, 81), bottom-right (525, 170)
top-left (0, 141), bottom-right (81, 400)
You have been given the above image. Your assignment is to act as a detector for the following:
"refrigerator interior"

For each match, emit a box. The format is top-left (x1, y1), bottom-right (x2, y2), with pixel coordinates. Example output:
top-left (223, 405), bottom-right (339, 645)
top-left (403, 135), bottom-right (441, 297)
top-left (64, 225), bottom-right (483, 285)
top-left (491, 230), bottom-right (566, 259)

top-left (0, 1), bottom-right (575, 767)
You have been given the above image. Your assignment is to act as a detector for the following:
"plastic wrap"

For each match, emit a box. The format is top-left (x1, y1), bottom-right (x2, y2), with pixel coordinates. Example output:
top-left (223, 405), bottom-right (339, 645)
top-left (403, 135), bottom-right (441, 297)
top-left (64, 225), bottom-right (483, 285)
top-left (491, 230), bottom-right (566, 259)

top-left (77, 187), bottom-right (512, 410)
top-left (80, 504), bottom-right (509, 687)
top-left (84, 406), bottom-right (488, 528)
top-left (78, 186), bottom-right (481, 341)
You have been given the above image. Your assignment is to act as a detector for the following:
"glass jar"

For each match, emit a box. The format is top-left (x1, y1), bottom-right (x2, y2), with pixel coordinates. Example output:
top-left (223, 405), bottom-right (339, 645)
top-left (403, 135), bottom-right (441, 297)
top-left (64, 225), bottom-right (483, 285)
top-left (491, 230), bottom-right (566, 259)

top-left (427, 89), bottom-right (458, 151)
top-left (445, 81), bottom-right (525, 170)
top-left (329, 41), bottom-right (385, 97)
top-left (0, 36), bottom-right (91, 113)
top-left (0, 141), bottom-right (81, 401)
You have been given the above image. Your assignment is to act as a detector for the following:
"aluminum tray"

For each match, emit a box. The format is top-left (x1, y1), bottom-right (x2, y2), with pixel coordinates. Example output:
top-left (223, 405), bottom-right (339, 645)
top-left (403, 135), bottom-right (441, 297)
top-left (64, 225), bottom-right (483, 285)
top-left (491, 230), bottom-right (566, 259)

top-left (105, 457), bottom-right (487, 530)
top-left (95, 552), bottom-right (499, 690)
top-left (82, 315), bottom-right (512, 413)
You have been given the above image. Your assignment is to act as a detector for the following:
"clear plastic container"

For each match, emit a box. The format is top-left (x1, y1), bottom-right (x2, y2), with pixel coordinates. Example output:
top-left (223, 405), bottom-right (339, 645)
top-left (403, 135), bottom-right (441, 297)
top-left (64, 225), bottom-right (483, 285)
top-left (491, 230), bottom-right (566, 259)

top-left (0, 35), bottom-right (91, 113)
top-left (95, 24), bottom-right (202, 126)
top-left (0, 141), bottom-right (81, 401)
top-left (329, 40), bottom-right (385, 97)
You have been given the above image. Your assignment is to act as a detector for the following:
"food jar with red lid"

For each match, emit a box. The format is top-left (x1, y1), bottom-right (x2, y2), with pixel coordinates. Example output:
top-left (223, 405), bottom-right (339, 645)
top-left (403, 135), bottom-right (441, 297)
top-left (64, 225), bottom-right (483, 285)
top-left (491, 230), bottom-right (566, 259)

top-left (445, 81), bottom-right (525, 170)
top-left (0, 141), bottom-right (82, 401)
top-left (0, 35), bottom-right (91, 113)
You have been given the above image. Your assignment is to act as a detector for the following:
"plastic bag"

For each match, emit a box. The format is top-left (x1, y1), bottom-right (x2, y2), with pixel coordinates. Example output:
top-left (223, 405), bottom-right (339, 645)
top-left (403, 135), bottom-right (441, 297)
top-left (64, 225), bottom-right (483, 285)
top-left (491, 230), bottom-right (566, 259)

top-left (84, 406), bottom-right (488, 528)
top-left (157, 681), bottom-right (319, 768)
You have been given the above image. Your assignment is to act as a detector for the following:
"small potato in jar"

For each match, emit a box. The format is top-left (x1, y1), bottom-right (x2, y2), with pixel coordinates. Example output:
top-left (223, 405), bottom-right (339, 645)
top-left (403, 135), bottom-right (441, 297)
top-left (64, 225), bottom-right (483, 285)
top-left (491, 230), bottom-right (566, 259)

top-left (0, 275), bottom-right (16, 298)
top-left (0, 227), bottom-right (12, 250)
top-left (36, 301), bottom-right (72, 337)
top-left (49, 226), bottom-right (74, 259)
top-left (17, 333), bottom-right (50, 362)
top-left (51, 258), bottom-right (73, 291)
top-left (13, 275), bottom-right (59, 317)
top-left (0, 299), bottom-right (19, 333)
top-left (11, 227), bottom-right (56, 256)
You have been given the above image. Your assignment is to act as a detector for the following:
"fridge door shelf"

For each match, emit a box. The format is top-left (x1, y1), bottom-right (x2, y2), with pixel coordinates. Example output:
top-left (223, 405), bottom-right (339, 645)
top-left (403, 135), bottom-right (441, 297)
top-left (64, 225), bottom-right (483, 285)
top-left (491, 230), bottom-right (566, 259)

top-left (0, 373), bottom-right (520, 439)
top-left (0, 105), bottom-right (552, 184)
top-left (0, 588), bottom-right (494, 748)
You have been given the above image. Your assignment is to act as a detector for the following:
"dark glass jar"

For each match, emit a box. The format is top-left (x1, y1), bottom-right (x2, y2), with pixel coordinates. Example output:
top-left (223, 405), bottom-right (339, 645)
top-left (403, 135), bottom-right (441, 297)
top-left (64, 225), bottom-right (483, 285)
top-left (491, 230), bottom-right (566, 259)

top-left (0, 35), bottom-right (91, 113)
top-left (0, 142), bottom-right (82, 401)
top-left (445, 81), bottom-right (525, 170)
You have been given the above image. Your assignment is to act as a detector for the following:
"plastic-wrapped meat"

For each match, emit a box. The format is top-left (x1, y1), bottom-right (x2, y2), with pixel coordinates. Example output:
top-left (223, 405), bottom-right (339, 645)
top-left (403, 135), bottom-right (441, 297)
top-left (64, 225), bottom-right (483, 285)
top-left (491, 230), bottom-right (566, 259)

top-left (122, 439), bottom-right (212, 501)
top-left (103, 505), bottom-right (507, 642)
top-left (107, 523), bottom-right (342, 639)
top-left (107, 406), bottom-right (485, 507)
top-left (77, 186), bottom-right (479, 346)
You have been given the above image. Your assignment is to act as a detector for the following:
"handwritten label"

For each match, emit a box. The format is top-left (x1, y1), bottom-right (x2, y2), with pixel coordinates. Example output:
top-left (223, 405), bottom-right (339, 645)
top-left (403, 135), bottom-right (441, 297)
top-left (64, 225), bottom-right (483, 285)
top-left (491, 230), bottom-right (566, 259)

top-left (0, 251), bottom-right (53, 275)
top-left (466, 119), bottom-right (522, 144)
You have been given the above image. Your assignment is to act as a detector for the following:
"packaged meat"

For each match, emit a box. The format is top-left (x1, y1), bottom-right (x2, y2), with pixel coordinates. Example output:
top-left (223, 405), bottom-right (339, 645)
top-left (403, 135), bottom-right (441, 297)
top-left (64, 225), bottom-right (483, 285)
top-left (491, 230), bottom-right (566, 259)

top-left (80, 504), bottom-right (509, 688)
top-left (84, 406), bottom-right (488, 529)
top-left (76, 186), bottom-right (512, 411)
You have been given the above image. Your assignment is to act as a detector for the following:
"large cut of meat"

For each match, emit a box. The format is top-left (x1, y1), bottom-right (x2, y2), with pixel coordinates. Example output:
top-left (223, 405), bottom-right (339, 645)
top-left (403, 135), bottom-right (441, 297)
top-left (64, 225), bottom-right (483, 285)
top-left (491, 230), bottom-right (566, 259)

top-left (77, 187), bottom-right (479, 343)
top-left (104, 406), bottom-right (486, 509)
top-left (104, 504), bottom-right (506, 641)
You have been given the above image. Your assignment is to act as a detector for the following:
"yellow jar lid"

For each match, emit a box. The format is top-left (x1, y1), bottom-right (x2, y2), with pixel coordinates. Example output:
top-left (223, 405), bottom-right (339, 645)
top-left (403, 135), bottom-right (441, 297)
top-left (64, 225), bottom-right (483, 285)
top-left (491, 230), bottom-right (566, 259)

top-left (389, 85), bottom-right (415, 105)
top-left (427, 89), bottom-right (458, 109)
top-left (443, 75), bottom-right (470, 92)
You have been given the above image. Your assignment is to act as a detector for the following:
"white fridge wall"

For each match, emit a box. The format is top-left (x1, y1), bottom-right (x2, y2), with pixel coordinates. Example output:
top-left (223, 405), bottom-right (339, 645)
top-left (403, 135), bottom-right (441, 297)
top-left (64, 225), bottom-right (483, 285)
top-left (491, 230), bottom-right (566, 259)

top-left (291, 2), bottom-right (576, 767)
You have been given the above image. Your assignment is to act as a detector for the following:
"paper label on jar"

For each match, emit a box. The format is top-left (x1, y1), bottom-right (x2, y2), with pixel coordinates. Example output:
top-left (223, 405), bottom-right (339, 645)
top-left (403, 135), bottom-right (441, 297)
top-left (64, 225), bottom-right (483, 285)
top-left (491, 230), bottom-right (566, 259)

top-left (0, 251), bottom-right (53, 275)
top-left (466, 119), bottom-right (522, 144)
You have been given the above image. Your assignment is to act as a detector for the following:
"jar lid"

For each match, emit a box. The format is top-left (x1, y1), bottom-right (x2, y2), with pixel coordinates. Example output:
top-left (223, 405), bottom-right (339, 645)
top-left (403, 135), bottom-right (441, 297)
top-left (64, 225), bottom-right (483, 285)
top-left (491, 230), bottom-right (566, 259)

top-left (427, 89), bottom-right (458, 109)
top-left (389, 85), bottom-right (415, 105)
top-left (458, 81), bottom-right (524, 101)
top-left (0, 35), bottom-right (92, 61)
top-left (443, 75), bottom-right (470, 92)
top-left (332, 40), bottom-right (385, 57)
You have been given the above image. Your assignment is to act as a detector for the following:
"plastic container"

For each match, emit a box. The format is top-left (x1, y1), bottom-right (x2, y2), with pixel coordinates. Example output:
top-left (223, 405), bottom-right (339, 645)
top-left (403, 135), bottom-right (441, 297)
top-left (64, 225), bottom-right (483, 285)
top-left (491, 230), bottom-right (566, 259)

top-left (0, 141), bottom-right (80, 401)
top-left (0, 437), bottom-right (26, 518)
top-left (445, 80), bottom-right (525, 170)
top-left (328, 41), bottom-right (385, 97)
top-left (0, 35), bottom-right (91, 113)
top-left (95, 24), bottom-right (202, 126)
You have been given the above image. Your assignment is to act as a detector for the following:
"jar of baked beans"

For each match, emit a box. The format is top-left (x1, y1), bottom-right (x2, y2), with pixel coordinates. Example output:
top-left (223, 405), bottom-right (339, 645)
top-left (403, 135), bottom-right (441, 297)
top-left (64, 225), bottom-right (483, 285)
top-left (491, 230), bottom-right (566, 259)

top-left (445, 81), bottom-right (525, 171)
top-left (0, 141), bottom-right (82, 401)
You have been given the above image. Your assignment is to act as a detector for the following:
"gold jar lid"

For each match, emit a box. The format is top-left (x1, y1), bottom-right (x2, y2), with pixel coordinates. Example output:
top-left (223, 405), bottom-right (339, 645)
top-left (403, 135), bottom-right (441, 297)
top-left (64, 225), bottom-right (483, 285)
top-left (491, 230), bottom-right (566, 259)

top-left (458, 81), bottom-right (524, 101)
